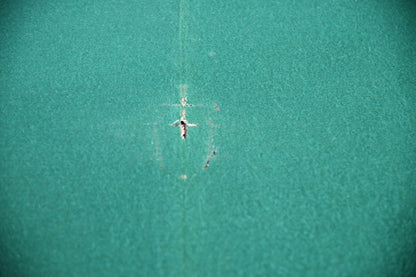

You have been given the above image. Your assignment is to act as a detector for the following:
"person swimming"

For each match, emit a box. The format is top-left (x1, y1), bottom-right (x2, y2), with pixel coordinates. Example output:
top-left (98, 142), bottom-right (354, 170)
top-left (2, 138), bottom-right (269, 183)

top-left (170, 117), bottom-right (199, 139)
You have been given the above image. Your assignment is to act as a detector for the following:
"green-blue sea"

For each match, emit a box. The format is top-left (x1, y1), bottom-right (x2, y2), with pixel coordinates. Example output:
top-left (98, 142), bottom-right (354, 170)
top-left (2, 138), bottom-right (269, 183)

top-left (1, 0), bottom-right (415, 276)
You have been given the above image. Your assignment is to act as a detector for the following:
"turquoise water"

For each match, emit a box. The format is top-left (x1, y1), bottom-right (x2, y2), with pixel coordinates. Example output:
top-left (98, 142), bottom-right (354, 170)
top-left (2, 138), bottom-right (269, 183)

top-left (1, 0), bottom-right (416, 276)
